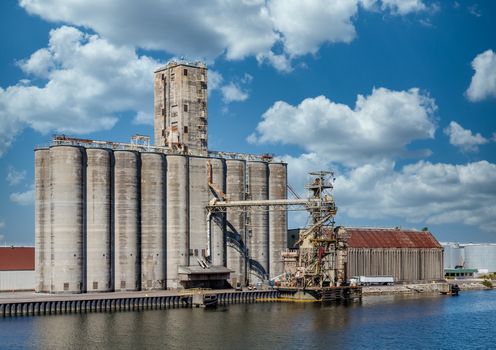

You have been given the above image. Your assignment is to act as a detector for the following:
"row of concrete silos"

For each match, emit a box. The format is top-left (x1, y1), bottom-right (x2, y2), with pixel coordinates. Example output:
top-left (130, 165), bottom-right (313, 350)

top-left (35, 145), bottom-right (287, 293)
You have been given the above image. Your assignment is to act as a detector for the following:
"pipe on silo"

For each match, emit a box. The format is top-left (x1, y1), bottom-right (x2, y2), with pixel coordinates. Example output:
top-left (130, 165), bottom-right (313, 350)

top-left (141, 152), bottom-right (166, 290)
top-left (86, 148), bottom-right (112, 292)
top-left (114, 151), bottom-right (140, 291)
top-left (247, 161), bottom-right (269, 283)
top-left (225, 160), bottom-right (246, 286)
top-left (35, 149), bottom-right (51, 293)
top-left (210, 158), bottom-right (226, 266)
top-left (268, 162), bottom-right (287, 279)
top-left (166, 155), bottom-right (189, 289)
top-left (49, 146), bottom-right (84, 293)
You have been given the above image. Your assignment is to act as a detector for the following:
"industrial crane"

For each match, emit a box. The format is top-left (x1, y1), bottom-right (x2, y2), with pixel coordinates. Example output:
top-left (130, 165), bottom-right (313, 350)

top-left (205, 171), bottom-right (350, 293)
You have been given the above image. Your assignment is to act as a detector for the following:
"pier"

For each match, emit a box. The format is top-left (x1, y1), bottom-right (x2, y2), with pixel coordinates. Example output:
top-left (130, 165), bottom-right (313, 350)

top-left (0, 289), bottom-right (280, 317)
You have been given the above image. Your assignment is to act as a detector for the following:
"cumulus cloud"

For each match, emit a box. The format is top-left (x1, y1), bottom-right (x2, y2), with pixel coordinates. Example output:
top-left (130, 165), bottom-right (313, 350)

top-left (208, 70), bottom-right (224, 91)
top-left (6, 167), bottom-right (27, 186)
top-left (220, 83), bottom-right (249, 103)
top-left (284, 155), bottom-right (496, 233)
top-left (249, 87), bottom-right (437, 166)
top-left (208, 71), bottom-right (252, 104)
top-left (0, 117), bottom-right (23, 158)
top-left (0, 26), bottom-right (162, 154)
top-left (20, 0), bottom-right (277, 61)
top-left (20, 0), bottom-right (430, 72)
top-left (257, 51), bottom-right (293, 73)
top-left (335, 160), bottom-right (496, 232)
top-left (377, 0), bottom-right (427, 15)
top-left (10, 185), bottom-right (35, 206)
top-left (444, 121), bottom-right (489, 152)
top-left (268, 0), bottom-right (358, 57)
top-left (466, 49), bottom-right (496, 102)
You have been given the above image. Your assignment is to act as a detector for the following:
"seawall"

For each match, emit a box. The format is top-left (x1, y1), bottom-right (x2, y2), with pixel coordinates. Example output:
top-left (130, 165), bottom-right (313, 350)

top-left (0, 290), bottom-right (279, 317)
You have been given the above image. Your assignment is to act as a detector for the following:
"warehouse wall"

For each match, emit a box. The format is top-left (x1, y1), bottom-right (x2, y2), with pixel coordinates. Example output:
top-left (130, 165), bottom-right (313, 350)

top-left (0, 271), bottom-right (35, 292)
top-left (347, 248), bottom-right (444, 282)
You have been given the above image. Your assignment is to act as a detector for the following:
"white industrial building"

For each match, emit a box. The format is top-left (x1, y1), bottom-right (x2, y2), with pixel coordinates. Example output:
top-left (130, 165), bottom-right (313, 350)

top-left (442, 242), bottom-right (496, 274)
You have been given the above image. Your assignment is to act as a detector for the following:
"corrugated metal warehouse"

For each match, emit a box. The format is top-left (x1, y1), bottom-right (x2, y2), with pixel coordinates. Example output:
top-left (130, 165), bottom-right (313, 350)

top-left (346, 228), bottom-right (444, 282)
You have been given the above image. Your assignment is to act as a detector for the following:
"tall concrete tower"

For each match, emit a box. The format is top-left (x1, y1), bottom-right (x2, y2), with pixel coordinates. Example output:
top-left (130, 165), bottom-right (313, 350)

top-left (154, 61), bottom-right (208, 156)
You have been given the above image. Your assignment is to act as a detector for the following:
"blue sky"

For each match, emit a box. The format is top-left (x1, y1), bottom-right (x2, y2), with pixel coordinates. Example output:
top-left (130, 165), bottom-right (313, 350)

top-left (0, 0), bottom-right (495, 245)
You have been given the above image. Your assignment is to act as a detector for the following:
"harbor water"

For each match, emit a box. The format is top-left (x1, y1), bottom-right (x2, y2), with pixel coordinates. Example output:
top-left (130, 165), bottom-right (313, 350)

top-left (1, 290), bottom-right (495, 349)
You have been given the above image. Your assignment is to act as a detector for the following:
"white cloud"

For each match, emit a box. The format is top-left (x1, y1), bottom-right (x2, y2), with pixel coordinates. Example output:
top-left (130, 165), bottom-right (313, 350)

top-left (336, 160), bottom-right (496, 232)
top-left (268, 0), bottom-right (358, 57)
top-left (285, 155), bottom-right (496, 233)
top-left (257, 51), bottom-right (293, 73)
top-left (466, 49), bottom-right (496, 102)
top-left (467, 4), bottom-right (482, 17)
top-left (20, 0), bottom-right (277, 61)
top-left (132, 111), bottom-right (152, 125)
top-left (379, 0), bottom-right (427, 15)
top-left (444, 121), bottom-right (489, 152)
top-left (209, 71), bottom-right (252, 104)
top-left (0, 116), bottom-right (23, 158)
top-left (10, 185), bottom-right (35, 206)
top-left (20, 0), bottom-right (431, 72)
top-left (249, 87), bottom-right (436, 166)
top-left (221, 83), bottom-right (249, 103)
top-left (208, 70), bottom-right (224, 91)
top-left (0, 26), bottom-right (162, 155)
top-left (6, 167), bottom-right (27, 186)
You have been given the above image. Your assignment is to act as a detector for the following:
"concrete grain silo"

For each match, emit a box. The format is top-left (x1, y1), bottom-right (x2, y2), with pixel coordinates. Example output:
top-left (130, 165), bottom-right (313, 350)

top-left (34, 148), bottom-right (51, 293)
top-left (247, 161), bottom-right (269, 282)
top-left (85, 148), bottom-right (112, 292)
top-left (113, 150), bottom-right (141, 291)
top-left (188, 157), bottom-right (209, 265)
top-left (50, 146), bottom-right (84, 293)
top-left (140, 152), bottom-right (166, 290)
top-left (166, 155), bottom-right (189, 289)
top-left (35, 62), bottom-right (289, 293)
top-left (209, 158), bottom-right (226, 266)
top-left (225, 159), bottom-right (246, 286)
top-left (268, 163), bottom-right (287, 279)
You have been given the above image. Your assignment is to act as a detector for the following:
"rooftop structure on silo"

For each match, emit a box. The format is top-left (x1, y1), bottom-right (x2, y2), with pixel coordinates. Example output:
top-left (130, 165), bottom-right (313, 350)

top-left (154, 60), bottom-right (208, 156)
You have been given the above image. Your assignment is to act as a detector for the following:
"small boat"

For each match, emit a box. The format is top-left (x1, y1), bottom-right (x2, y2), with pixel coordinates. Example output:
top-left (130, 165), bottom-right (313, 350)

top-left (202, 293), bottom-right (218, 308)
top-left (441, 284), bottom-right (460, 296)
top-left (450, 284), bottom-right (460, 296)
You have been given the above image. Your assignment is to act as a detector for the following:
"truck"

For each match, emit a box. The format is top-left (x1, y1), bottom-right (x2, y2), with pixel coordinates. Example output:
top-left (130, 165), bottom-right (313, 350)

top-left (351, 276), bottom-right (394, 286)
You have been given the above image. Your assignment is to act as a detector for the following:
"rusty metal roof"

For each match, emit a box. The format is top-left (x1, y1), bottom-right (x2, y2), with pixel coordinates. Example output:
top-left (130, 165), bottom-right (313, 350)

top-left (0, 247), bottom-right (35, 271)
top-left (347, 228), bottom-right (442, 249)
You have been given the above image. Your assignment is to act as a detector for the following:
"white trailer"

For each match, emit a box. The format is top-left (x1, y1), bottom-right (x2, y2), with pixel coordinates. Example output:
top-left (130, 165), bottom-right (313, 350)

top-left (354, 276), bottom-right (394, 286)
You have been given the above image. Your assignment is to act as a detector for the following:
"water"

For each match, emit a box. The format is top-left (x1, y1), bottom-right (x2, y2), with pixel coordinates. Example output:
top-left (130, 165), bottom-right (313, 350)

top-left (1, 290), bottom-right (495, 350)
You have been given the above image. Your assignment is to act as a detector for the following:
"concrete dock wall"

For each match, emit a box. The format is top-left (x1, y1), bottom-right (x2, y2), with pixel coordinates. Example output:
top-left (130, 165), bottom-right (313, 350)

top-left (0, 290), bottom-right (280, 317)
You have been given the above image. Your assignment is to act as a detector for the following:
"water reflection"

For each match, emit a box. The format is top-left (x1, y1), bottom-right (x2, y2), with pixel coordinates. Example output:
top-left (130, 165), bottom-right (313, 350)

top-left (1, 290), bottom-right (495, 350)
